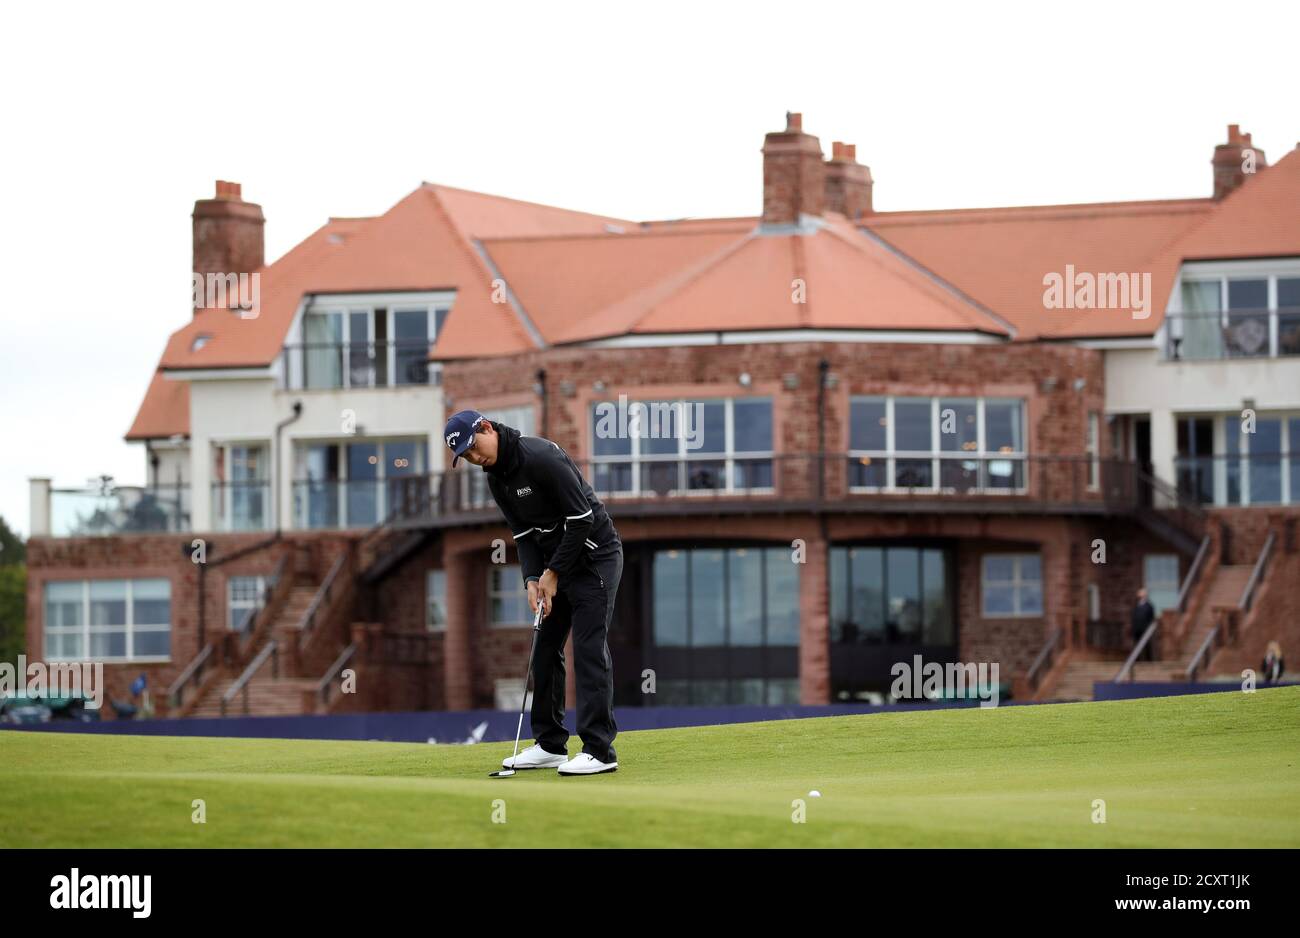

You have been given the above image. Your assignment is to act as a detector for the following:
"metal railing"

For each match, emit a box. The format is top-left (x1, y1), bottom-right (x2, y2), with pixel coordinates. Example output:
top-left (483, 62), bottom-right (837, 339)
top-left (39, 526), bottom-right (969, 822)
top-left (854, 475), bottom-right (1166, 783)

top-left (1239, 530), bottom-right (1276, 614)
top-left (1025, 628), bottom-right (1063, 692)
top-left (211, 481), bottom-right (272, 531)
top-left (316, 642), bottom-right (358, 710)
top-left (50, 482), bottom-right (190, 536)
top-left (1173, 454), bottom-right (1300, 508)
top-left (362, 455), bottom-right (1159, 530)
top-left (1115, 621), bottom-right (1159, 683)
top-left (281, 341), bottom-right (434, 390)
top-left (233, 551), bottom-right (292, 662)
top-left (297, 549), bottom-right (350, 655)
top-left (221, 640), bottom-right (279, 716)
top-left (1176, 535), bottom-right (1212, 613)
top-left (1165, 308), bottom-right (1300, 360)
top-left (167, 643), bottom-right (214, 710)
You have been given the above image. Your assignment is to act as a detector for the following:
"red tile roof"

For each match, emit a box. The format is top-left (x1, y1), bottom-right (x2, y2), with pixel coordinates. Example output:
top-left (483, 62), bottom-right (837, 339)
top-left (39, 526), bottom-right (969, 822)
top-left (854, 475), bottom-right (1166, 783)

top-left (127, 140), bottom-right (1300, 439)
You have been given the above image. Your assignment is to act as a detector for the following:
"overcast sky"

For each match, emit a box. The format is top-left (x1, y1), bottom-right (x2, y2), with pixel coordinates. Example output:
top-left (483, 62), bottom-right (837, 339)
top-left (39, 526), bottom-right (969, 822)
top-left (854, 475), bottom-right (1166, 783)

top-left (1, 0), bottom-right (1296, 536)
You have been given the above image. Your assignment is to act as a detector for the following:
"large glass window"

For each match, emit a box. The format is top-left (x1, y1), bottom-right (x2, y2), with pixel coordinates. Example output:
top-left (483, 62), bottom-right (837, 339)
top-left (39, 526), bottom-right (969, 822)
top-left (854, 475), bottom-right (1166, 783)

top-left (292, 302), bottom-right (449, 389)
top-left (426, 569), bottom-right (446, 632)
top-left (650, 546), bottom-right (799, 705)
top-left (1143, 555), bottom-right (1180, 615)
top-left (228, 575), bottom-right (271, 632)
top-left (981, 554), bottom-right (1043, 618)
top-left (295, 438), bottom-right (430, 529)
top-left (831, 546), bottom-right (954, 645)
top-left (1204, 412), bottom-right (1300, 506)
top-left (44, 579), bottom-right (171, 661)
top-left (1169, 270), bottom-right (1300, 360)
top-left (849, 396), bottom-right (1026, 492)
top-left (591, 397), bottom-right (773, 496)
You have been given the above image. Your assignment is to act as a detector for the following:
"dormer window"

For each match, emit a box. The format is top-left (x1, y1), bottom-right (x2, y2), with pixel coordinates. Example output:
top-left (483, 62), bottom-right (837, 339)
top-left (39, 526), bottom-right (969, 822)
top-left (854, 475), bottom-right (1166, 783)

top-left (1166, 262), bottom-right (1300, 359)
top-left (284, 293), bottom-right (452, 390)
top-left (191, 334), bottom-right (212, 353)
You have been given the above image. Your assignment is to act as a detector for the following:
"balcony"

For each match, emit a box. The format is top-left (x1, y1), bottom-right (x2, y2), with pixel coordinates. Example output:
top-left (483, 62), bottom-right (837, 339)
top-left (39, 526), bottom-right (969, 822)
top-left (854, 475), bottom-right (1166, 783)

top-left (280, 340), bottom-right (436, 390)
top-left (211, 481), bottom-right (272, 531)
top-left (44, 481), bottom-right (190, 536)
top-left (362, 454), bottom-right (1156, 530)
top-left (1165, 308), bottom-right (1300, 361)
top-left (1175, 453), bottom-right (1300, 507)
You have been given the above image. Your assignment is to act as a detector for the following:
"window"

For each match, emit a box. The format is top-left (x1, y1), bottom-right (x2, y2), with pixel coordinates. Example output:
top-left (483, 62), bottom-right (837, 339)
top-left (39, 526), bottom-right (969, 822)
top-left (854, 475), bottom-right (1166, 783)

top-left (228, 575), bottom-right (271, 632)
top-left (1144, 555), bottom-right (1180, 614)
top-left (1087, 582), bottom-right (1101, 622)
top-left (651, 547), bottom-right (798, 648)
top-left (488, 564), bottom-right (530, 627)
top-left (590, 397), bottom-right (774, 495)
top-left (291, 300), bottom-right (451, 389)
top-left (849, 396), bottom-right (1026, 492)
top-left (1215, 412), bottom-right (1298, 506)
top-left (426, 569), bottom-right (446, 632)
top-left (212, 443), bottom-right (270, 531)
top-left (1169, 269), bottom-right (1300, 360)
top-left (1086, 412), bottom-right (1100, 490)
top-left (294, 437), bottom-right (430, 529)
top-left (830, 546), bottom-right (953, 644)
top-left (981, 554), bottom-right (1043, 618)
top-left (43, 579), bottom-right (171, 661)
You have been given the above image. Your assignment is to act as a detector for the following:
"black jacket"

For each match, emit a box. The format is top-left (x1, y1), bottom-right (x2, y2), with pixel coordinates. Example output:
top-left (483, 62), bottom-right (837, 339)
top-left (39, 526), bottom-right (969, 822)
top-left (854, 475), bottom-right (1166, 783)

top-left (1130, 600), bottom-right (1156, 634)
top-left (483, 422), bottom-right (620, 586)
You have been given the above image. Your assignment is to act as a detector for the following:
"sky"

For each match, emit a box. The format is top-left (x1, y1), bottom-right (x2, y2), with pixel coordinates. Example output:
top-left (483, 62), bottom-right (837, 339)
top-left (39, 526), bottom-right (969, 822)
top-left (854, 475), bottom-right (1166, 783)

top-left (1, 0), bottom-right (1296, 536)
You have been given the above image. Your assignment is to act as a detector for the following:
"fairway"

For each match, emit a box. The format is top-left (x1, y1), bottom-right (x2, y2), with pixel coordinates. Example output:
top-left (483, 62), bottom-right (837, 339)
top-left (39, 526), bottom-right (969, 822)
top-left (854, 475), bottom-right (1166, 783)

top-left (2, 688), bottom-right (1297, 848)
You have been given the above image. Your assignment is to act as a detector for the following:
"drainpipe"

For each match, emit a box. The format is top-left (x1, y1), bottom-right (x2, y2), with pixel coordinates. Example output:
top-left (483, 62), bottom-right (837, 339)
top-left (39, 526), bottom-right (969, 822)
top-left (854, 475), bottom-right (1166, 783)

top-left (535, 368), bottom-right (548, 438)
top-left (816, 359), bottom-right (829, 503)
top-left (274, 401), bottom-right (304, 535)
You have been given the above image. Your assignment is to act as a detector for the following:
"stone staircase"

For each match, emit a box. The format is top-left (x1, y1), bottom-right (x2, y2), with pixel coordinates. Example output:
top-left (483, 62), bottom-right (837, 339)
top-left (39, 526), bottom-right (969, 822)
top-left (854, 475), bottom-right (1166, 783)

top-left (189, 676), bottom-right (318, 717)
top-left (1046, 563), bottom-right (1255, 701)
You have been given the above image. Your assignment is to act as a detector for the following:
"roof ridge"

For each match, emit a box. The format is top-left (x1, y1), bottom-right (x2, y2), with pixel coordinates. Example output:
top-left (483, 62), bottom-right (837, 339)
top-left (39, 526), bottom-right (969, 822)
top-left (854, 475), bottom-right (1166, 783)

top-left (554, 230), bottom-right (757, 344)
top-left (481, 225), bottom-right (752, 246)
top-left (869, 198), bottom-right (1213, 227)
top-left (421, 181), bottom-right (633, 227)
top-left (823, 223), bottom-right (1013, 336)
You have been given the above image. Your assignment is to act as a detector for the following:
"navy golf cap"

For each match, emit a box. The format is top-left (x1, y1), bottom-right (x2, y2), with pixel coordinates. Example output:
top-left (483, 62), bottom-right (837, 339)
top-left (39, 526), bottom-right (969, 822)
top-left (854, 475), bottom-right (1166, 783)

top-left (444, 410), bottom-right (487, 467)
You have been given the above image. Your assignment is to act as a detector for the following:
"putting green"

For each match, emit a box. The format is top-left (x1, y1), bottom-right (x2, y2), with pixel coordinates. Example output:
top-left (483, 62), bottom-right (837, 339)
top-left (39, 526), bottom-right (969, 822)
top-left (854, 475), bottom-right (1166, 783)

top-left (2, 687), bottom-right (1297, 847)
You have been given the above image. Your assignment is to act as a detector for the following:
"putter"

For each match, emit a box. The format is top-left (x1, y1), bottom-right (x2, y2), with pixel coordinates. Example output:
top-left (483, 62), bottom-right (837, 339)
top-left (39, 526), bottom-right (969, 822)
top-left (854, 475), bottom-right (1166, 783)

top-left (489, 594), bottom-right (547, 778)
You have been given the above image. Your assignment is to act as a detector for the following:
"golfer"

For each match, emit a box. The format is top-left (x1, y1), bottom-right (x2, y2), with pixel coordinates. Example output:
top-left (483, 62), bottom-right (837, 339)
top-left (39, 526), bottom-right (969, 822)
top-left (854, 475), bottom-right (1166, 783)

top-left (444, 410), bottom-right (622, 775)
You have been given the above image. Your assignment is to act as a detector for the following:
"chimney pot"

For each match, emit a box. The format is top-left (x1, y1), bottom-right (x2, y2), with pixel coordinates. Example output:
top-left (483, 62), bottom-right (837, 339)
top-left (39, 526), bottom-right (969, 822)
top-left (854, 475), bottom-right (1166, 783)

top-left (786, 111), bottom-right (802, 132)
top-left (193, 180), bottom-right (265, 314)
top-left (1212, 124), bottom-right (1266, 200)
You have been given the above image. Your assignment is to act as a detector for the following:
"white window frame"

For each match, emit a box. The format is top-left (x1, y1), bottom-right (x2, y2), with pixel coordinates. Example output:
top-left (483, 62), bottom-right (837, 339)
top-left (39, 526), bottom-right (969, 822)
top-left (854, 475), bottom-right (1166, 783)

top-left (1143, 554), bottom-right (1181, 615)
top-left (1220, 410), bottom-right (1297, 507)
top-left (1167, 259), bottom-right (1300, 360)
top-left (589, 397), bottom-right (775, 497)
top-left (294, 436), bottom-right (430, 530)
top-left (43, 578), bottom-right (172, 663)
top-left (212, 441), bottom-right (272, 531)
top-left (426, 569), bottom-right (447, 632)
top-left (487, 564), bottom-right (530, 628)
top-left (1086, 412), bottom-right (1100, 491)
top-left (849, 396), bottom-right (1027, 494)
top-left (228, 575), bottom-right (269, 632)
top-left (292, 294), bottom-right (452, 390)
top-left (981, 554), bottom-right (1043, 618)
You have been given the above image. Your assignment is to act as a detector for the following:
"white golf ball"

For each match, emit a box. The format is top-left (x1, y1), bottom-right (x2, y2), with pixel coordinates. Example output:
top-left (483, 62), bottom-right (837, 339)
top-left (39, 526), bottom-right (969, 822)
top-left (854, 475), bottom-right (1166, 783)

top-left (809, 790), bottom-right (821, 797)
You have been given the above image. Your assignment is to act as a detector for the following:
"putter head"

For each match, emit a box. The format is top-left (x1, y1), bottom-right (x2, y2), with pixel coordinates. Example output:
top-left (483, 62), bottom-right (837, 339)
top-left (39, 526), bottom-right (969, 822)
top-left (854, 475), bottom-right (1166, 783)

top-left (489, 768), bottom-right (516, 778)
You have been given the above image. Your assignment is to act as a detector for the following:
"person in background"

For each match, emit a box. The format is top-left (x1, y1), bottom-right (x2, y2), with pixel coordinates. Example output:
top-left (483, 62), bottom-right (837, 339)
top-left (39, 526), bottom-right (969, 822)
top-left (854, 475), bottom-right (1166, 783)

top-left (1130, 588), bottom-right (1157, 662)
top-left (1262, 641), bottom-right (1285, 685)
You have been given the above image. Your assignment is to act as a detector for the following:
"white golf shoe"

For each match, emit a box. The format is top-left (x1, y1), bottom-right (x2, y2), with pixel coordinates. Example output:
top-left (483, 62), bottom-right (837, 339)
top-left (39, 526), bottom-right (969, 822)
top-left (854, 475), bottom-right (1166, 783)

top-left (557, 753), bottom-right (618, 775)
top-left (501, 744), bottom-right (567, 770)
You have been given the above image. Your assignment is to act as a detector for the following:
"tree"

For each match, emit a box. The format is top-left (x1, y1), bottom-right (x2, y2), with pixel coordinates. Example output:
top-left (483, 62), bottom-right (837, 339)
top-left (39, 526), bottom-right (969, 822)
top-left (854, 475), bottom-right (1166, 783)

top-left (0, 515), bottom-right (26, 669)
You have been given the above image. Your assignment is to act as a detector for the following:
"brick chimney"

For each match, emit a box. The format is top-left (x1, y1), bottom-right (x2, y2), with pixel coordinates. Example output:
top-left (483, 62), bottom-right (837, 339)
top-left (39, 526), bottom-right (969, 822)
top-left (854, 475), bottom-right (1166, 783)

top-left (1212, 125), bottom-right (1267, 200)
top-left (192, 181), bottom-right (264, 311)
top-left (762, 112), bottom-right (825, 225)
top-left (824, 141), bottom-right (874, 220)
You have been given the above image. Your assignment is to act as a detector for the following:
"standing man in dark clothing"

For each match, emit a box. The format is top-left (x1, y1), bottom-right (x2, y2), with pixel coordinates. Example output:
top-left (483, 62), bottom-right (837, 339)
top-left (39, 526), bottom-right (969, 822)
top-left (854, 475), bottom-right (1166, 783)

top-left (1131, 587), bottom-right (1157, 662)
top-left (444, 410), bottom-right (622, 775)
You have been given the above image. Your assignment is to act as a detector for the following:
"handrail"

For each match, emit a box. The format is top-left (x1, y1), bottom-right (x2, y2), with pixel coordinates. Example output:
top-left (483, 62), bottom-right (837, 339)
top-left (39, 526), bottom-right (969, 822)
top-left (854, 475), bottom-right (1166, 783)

top-left (166, 643), bottom-right (214, 708)
top-left (1239, 530), bottom-right (1275, 614)
top-left (1025, 628), bottom-right (1062, 690)
top-left (317, 642), bottom-right (359, 709)
top-left (1115, 621), bottom-right (1158, 683)
top-left (237, 549), bottom-right (293, 659)
top-left (1176, 535), bottom-right (1211, 613)
top-left (1185, 624), bottom-right (1220, 681)
top-left (222, 640), bottom-right (279, 716)
top-left (297, 548), bottom-right (350, 651)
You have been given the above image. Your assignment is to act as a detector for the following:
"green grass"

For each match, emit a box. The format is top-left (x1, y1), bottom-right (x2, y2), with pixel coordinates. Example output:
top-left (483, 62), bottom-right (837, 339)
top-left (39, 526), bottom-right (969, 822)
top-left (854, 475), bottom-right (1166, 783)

top-left (2, 687), bottom-right (1298, 847)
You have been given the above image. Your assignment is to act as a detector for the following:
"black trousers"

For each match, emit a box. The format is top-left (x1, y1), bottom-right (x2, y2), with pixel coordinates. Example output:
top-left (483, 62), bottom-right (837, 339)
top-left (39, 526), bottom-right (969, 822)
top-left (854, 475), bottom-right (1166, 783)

top-left (531, 548), bottom-right (621, 763)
